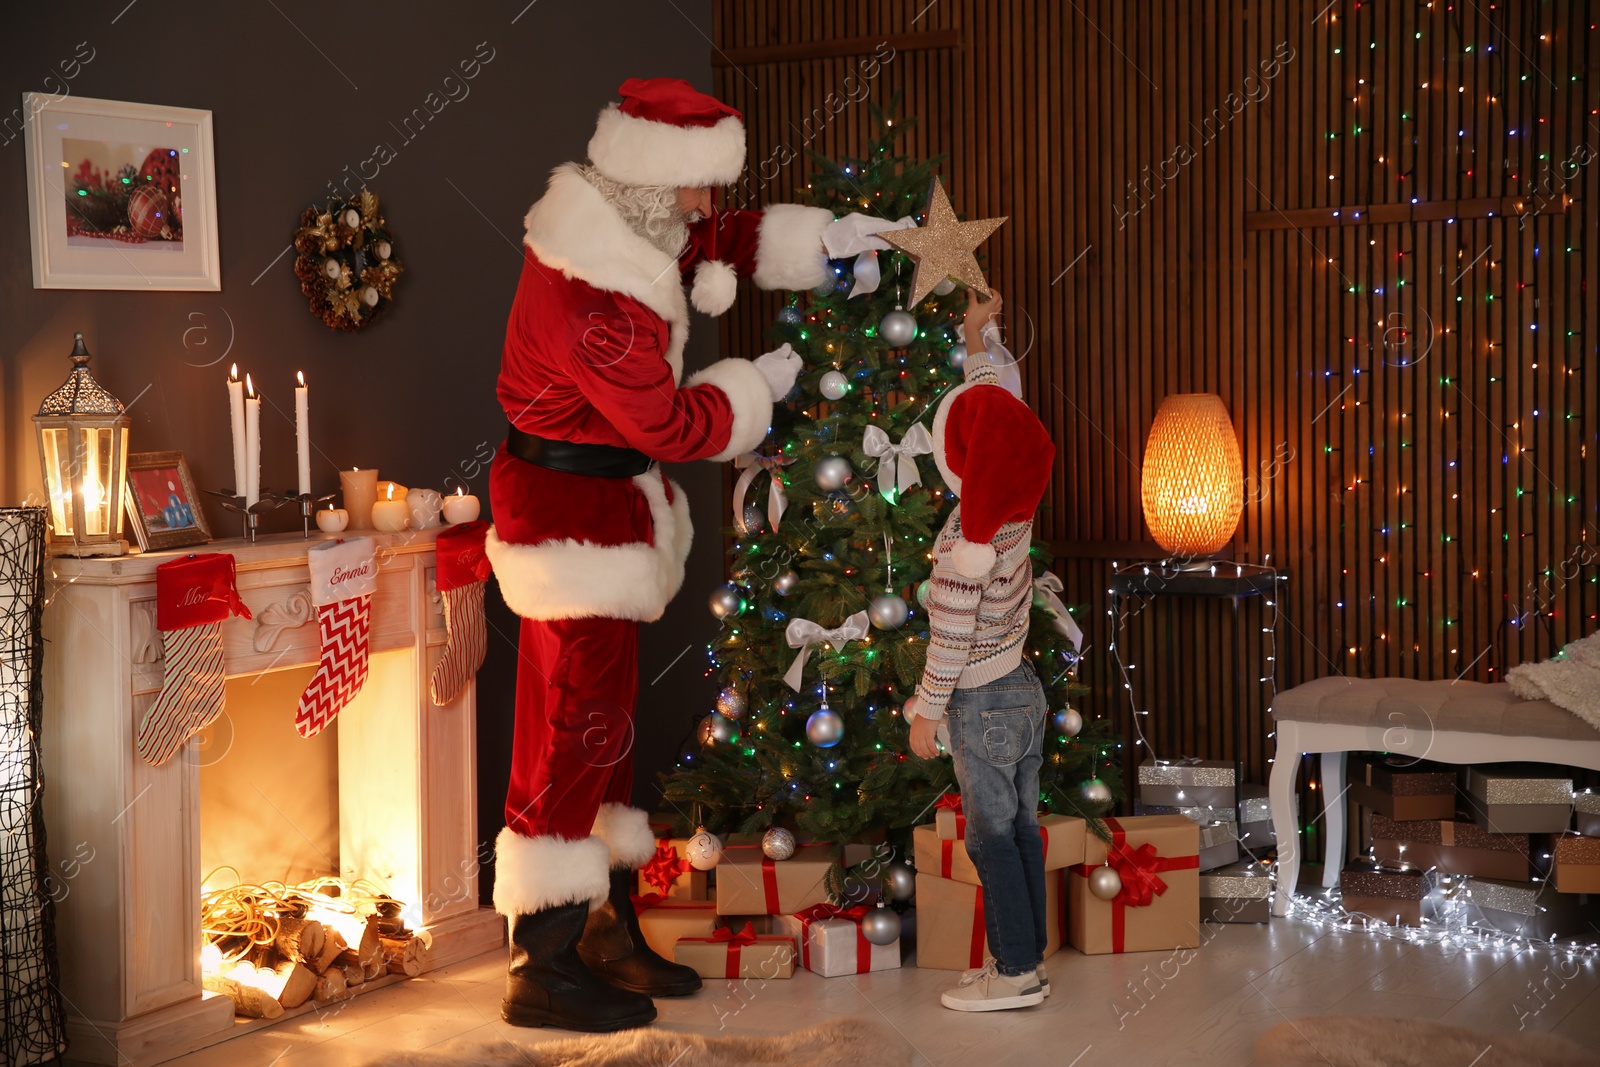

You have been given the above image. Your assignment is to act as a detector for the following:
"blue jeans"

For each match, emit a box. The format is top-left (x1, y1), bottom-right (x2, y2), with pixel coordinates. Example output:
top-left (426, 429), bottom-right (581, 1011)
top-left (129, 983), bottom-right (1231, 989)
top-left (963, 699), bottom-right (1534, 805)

top-left (944, 661), bottom-right (1048, 977)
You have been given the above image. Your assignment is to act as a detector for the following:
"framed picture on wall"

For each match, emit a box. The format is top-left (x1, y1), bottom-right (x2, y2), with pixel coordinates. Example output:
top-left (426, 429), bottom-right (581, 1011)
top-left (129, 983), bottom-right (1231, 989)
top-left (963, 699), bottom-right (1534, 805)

top-left (124, 451), bottom-right (211, 552)
top-left (21, 93), bottom-right (220, 290)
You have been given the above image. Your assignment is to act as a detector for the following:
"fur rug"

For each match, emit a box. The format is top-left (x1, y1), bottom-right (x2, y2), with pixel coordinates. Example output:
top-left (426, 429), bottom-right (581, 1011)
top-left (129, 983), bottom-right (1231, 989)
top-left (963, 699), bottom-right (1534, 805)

top-left (362, 1016), bottom-right (907, 1067)
top-left (1254, 1016), bottom-right (1600, 1067)
top-left (1507, 630), bottom-right (1600, 730)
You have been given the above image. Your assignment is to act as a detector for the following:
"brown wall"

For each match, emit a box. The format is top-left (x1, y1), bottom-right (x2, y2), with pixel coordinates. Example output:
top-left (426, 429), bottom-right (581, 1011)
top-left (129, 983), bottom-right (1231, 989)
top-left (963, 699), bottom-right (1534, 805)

top-left (711, 0), bottom-right (1600, 815)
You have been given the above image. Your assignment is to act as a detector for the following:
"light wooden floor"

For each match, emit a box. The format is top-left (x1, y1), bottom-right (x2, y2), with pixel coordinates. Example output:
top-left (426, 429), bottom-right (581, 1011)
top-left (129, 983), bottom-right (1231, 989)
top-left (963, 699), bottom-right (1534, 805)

top-left (152, 915), bottom-right (1600, 1067)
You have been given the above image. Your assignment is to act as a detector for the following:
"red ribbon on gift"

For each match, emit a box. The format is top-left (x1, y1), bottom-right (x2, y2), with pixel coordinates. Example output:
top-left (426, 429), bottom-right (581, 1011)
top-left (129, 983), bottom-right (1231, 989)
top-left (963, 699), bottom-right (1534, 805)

top-left (1069, 816), bottom-right (1198, 953)
top-left (793, 903), bottom-right (871, 973)
top-left (724, 843), bottom-right (819, 913)
top-left (677, 923), bottom-right (799, 979)
top-left (969, 886), bottom-right (987, 968)
top-left (941, 822), bottom-right (1052, 879)
top-left (935, 793), bottom-right (967, 839)
top-left (630, 891), bottom-right (666, 913)
top-left (640, 841), bottom-right (690, 895)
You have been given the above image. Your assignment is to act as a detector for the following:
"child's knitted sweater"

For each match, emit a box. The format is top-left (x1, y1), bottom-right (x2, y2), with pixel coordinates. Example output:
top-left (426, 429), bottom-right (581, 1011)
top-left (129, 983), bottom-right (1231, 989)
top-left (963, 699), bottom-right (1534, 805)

top-left (913, 506), bottom-right (1033, 718)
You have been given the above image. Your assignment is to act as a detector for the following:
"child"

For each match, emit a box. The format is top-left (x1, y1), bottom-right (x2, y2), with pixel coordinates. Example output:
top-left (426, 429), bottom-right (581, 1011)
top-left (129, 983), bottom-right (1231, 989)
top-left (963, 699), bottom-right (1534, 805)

top-left (903, 290), bottom-right (1057, 1012)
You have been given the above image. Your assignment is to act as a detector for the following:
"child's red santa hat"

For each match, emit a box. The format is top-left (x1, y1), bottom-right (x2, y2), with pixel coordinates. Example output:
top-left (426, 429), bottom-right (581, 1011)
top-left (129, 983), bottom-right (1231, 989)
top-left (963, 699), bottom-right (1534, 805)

top-left (930, 360), bottom-right (1056, 578)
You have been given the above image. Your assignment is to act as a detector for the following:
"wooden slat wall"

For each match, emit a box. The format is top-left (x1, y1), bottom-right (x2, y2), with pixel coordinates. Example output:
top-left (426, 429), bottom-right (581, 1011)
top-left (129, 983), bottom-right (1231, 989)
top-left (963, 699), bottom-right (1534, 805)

top-left (711, 2), bottom-right (1599, 819)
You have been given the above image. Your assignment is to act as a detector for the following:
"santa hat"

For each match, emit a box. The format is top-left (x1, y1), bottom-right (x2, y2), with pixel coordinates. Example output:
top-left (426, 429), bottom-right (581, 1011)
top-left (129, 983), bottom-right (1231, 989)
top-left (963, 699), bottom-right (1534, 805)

top-left (588, 77), bottom-right (746, 189)
top-left (930, 362), bottom-right (1056, 578)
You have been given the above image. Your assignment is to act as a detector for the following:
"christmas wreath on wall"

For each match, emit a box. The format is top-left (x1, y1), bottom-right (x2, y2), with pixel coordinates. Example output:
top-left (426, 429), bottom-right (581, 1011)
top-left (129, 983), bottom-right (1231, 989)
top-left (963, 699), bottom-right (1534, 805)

top-left (293, 190), bottom-right (402, 331)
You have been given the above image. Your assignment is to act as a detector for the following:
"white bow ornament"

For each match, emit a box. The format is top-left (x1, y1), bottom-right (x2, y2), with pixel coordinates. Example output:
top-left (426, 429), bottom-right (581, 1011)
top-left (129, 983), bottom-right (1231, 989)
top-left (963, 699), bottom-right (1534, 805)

top-left (732, 453), bottom-right (792, 532)
top-left (783, 610), bottom-right (871, 691)
top-left (861, 424), bottom-right (933, 500)
top-left (1032, 573), bottom-right (1084, 653)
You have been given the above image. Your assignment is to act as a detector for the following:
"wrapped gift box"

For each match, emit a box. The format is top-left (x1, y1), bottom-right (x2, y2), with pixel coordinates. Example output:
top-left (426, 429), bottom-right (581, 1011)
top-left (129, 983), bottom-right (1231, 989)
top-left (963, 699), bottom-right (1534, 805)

top-left (933, 794), bottom-right (969, 839)
top-left (637, 834), bottom-right (709, 901)
top-left (1370, 814), bottom-right (1538, 881)
top-left (673, 925), bottom-right (796, 980)
top-left (1457, 877), bottom-right (1597, 939)
top-left (774, 904), bottom-right (902, 977)
top-left (1197, 821), bottom-right (1240, 872)
top-left (1464, 766), bottom-right (1573, 834)
top-left (1575, 793), bottom-right (1600, 837)
top-left (1199, 860), bottom-right (1273, 924)
top-left (633, 894), bottom-right (718, 957)
top-left (1068, 815), bottom-right (1200, 955)
top-left (1132, 786), bottom-right (1291, 849)
top-left (1346, 754), bottom-right (1458, 822)
top-left (915, 870), bottom-right (1065, 970)
top-left (715, 842), bottom-right (832, 915)
top-left (1551, 836), bottom-right (1600, 894)
top-left (1339, 862), bottom-right (1437, 927)
top-left (912, 816), bottom-right (1086, 886)
top-left (1137, 758), bottom-right (1236, 809)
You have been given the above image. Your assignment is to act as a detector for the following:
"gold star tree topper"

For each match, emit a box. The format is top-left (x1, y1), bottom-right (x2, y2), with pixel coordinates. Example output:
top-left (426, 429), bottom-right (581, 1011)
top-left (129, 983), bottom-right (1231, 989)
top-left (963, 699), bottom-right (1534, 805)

top-left (879, 177), bottom-right (1006, 307)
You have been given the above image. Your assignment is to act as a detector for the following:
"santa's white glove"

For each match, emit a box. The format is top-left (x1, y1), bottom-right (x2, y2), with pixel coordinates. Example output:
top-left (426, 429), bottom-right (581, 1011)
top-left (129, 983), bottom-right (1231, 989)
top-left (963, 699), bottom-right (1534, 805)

top-left (752, 343), bottom-right (803, 401)
top-left (822, 213), bottom-right (917, 258)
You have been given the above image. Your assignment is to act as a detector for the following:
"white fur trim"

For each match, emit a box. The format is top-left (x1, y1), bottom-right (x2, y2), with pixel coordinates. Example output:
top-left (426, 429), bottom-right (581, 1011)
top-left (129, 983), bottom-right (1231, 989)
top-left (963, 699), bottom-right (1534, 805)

top-left (931, 382), bottom-right (978, 497)
top-left (690, 259), bottom-right (739, 316)
top-left (485, 473), bottom-right (693, 622)
top-left (951, 539), bottom-right (998, 579)
top-left (524, 164), bottom-right (689, 382)
top-left (590, 803), bottom-right (656, 868)
top-left (684, 359), bottom-right (772, 462)
top-left (751, 204), bottom-right (833, 291)
top-left (493, 827), bottom-right (611, 914)
top-left (588, 107), bottom-right (746, 188)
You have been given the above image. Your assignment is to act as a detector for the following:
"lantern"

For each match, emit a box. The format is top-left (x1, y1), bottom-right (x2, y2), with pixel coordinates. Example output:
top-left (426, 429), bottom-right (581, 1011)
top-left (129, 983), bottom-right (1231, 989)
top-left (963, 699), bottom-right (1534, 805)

top-left (1140, 393), bottom-right (1242, 559)
top-left (33, 333), bottom-right (130, 557)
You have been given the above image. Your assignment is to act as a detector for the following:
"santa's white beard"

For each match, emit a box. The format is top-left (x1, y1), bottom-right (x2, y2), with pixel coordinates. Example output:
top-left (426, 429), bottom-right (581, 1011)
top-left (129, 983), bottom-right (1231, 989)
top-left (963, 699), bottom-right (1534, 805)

top-left (576, 164), bottom-right (690, 257)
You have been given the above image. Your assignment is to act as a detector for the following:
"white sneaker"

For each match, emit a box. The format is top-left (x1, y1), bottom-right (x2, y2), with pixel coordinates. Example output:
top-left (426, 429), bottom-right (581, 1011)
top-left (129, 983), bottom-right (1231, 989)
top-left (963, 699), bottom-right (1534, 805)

top-left (940, 960), bottom-right (1045, 1012)
top-left (1038, 960), bottom-right (1050, 997)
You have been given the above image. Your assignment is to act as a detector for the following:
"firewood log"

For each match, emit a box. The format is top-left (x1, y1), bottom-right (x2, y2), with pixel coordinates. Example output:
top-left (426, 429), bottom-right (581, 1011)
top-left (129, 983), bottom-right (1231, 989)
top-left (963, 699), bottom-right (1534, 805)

top-left (338, 961), bottom-right (365, 987)
top-left (312, 929), bottom-right (348, 974)
top-left (273, 961), bottom-right (318, 1009)
top-left (381, 935), bottom-right (430, 977)
top-left (314, 967), bottom-right (348, 1002)
top-left (273, 916), bottom-right (325, 966)
top-left (203, 962), bottom-right (285, 1019)
top-left (362, 952), bottom-right (385, 981)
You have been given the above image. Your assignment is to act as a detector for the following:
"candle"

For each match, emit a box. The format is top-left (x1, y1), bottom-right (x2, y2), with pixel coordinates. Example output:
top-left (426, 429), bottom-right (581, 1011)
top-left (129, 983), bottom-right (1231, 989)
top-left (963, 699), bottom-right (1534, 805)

top-left (340, 467), bottom-right (379, 529)
top-left (316, 507), bottom-right (349, 533)
top-left (441, 486), bottom-right (480, 525)
top-left (244, 374), bottom-right (261, 508)
top-left (370, 483), bottom-right (411, 532)
top-left (407, 488), bottom-right (443, 530)
top-left (227, 365), bottom-right (247, 495)
top-left (295, 371), bottom-right (311, 498)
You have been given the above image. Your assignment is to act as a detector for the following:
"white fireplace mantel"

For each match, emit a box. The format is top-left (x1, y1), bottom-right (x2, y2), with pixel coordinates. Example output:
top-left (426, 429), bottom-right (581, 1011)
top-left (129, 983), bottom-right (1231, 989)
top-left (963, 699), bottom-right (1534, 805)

top-left (42, 530), bottom-right (503, 1066)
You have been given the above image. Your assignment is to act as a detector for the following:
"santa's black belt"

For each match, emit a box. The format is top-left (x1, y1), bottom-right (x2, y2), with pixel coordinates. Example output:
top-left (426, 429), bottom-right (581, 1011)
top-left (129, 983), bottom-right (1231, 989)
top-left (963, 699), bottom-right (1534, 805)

top-left (504, 426), bottom-right (653, 479)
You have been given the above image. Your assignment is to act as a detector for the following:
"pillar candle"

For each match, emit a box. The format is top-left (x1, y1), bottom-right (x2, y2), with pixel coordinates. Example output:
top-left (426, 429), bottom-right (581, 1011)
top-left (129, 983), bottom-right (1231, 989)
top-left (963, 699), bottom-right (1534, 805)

top-left (441, 486), bottom-right (480, 524)
top-left (295, 371), bottom-right (311, 498)
top-left (227, 364), bottom-right (247, 495)
top-left (370, 484), bottom-right (411, 533)
top-left (244, 374), bottom-right (261, 508)
top-left (340, 468), bottom-right (379, 530)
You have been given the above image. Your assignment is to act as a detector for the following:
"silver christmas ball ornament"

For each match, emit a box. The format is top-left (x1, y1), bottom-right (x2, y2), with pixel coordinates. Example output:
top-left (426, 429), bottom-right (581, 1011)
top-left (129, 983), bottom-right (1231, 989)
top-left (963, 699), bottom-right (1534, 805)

top-left (878, 308), bottom-right (918, 347)
top-left (806, 708), bottom-right (845, 748)
top-left (916, 579), bottom-right (934, 606)
top-left (868, 593), bottom-right (909, 630)
top-left (761, 826), bottom-right (796, 861)
top-left (773, 570), bottom-right (800, 596)
top-left (814, 455), bottom-right (853, 492)
top-left (886, 861), bottom-right (916, 902)
top-left (738, 503), bottom-right (765, 535)
top-left (1053, 708), bottom-right (1084, 737)
top-left (700, 713), bottom-right (740, 746)
top-left (947, 341), bottom-right (968, 371)
top-left (708, 584), bottom-right (743, 619)
top-left (1081, 777), bottom-right (1113, 807)
top-left (1088, 863), bottom-right (1122, 901)
top-left (716, 687), bottom-right (747, 720)
top-left (862, 904), bottom-right (902, 946)
top-left (777, 305), bottom-right (802, 327)
top-left (686, 828), bottom-right (724, 870)
top-left (819, 370), bottom-right (850, 400)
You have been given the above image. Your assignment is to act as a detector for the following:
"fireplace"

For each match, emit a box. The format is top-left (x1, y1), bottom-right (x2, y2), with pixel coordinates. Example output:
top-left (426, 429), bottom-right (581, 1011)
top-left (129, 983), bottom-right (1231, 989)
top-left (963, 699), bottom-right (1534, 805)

top-left (41, 530), bottom-right (503, 1066)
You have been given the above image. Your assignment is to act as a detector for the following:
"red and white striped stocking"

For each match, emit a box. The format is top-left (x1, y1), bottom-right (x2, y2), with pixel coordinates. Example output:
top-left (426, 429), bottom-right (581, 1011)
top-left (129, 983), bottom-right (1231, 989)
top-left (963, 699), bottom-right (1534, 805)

top-left (136, 553), bottom-right (251, 766)
top-left (296, 538), bottom-right (377, 739)
top-left (429, 519), bottom-right (491, 706)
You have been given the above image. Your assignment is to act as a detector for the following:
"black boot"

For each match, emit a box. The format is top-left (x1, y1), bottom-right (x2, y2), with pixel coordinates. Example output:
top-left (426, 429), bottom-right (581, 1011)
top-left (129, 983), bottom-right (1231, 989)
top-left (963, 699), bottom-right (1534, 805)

top-left (578, 868), bottom-right (704, 996)
top-left (503, 902), bottom-right (658, 1031)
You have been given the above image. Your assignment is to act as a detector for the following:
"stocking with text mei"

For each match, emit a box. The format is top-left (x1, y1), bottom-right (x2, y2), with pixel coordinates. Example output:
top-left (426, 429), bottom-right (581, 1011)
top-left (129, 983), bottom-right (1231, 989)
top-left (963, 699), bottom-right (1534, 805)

top-left (136, 553), bottom-right (252, 766)
top-left (296, 537), bottom-right (377, 739)
top-left (430, 519), bottom-right (492, 706)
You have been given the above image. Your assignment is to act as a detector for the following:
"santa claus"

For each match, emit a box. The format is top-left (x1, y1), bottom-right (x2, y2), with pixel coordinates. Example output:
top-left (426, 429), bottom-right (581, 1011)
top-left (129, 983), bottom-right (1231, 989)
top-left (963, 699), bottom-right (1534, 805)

top-left (485, 78), bottom-right (887, 1031)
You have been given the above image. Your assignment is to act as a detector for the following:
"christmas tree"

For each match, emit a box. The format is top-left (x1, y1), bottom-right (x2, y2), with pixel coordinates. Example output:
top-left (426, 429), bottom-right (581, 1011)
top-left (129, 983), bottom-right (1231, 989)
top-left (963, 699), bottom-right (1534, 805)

top-left (659, 97), bottom-right (1121, 894)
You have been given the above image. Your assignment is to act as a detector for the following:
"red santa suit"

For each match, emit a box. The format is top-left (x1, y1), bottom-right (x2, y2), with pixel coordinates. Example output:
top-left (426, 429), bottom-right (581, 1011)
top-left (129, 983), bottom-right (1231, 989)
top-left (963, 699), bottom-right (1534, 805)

top-left (486, 83), bottom-right (832, 917)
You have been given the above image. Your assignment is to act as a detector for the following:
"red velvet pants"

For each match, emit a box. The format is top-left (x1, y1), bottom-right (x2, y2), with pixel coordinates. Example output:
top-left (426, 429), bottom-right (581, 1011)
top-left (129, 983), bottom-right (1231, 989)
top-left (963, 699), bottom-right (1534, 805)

top-left (504, 614), bottom-right (639, 840)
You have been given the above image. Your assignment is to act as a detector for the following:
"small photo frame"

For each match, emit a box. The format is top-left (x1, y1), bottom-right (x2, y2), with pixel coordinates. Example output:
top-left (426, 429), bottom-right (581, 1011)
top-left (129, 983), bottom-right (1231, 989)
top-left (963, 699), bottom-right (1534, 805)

top-left (21, 93), bottom-right (220, 290)
top-left (124, 451), bottom-right (211, 552)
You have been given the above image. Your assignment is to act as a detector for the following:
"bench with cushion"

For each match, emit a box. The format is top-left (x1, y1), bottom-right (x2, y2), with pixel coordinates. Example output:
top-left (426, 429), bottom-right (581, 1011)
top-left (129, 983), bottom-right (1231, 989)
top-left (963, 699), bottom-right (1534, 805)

top-left (1268, 676), bottom-right (1600, 915)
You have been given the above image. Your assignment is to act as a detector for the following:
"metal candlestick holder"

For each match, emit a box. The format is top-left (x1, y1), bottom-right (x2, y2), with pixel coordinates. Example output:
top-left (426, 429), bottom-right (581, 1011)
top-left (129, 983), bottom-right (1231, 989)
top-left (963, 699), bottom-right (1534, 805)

top-left (204, 488), bottom-right (295, 544)
top-left (299, 492), bottom-right (339, 538)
